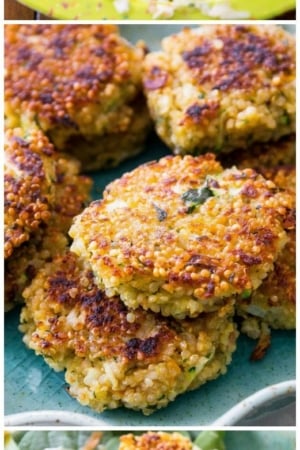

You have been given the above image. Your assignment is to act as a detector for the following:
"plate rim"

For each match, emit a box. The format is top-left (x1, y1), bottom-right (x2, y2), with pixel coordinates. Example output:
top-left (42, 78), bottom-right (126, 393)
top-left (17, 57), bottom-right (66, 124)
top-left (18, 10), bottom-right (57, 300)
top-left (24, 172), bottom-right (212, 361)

top-left (212, 379), bottom-right (296, 426)
top-left (4, 410), bottom-right (105, 427)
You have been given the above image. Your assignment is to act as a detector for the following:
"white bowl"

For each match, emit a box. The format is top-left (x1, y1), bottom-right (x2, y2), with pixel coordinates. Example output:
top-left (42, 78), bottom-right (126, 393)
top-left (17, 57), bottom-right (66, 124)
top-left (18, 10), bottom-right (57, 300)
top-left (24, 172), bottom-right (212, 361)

top-left (213, 380), bottom-right (296, 426)
top-left (4, 410), bottom-right (104, 427)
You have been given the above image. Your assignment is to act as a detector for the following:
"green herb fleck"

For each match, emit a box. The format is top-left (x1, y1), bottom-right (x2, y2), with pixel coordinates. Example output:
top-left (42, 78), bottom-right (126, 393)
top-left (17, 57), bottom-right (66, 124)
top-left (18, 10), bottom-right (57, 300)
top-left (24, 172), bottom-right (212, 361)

top-left (188, 366), bottom-right (196, 373)
top-left (182, 186), bottom-right (214, 213)
top-left (241, 288), bottom-right (252, 299)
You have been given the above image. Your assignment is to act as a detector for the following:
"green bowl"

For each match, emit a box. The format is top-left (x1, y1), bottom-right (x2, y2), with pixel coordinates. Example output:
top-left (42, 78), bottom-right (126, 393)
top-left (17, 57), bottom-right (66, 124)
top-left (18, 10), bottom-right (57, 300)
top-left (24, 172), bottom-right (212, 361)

top-left (16, 0), bottom-right (295, 20)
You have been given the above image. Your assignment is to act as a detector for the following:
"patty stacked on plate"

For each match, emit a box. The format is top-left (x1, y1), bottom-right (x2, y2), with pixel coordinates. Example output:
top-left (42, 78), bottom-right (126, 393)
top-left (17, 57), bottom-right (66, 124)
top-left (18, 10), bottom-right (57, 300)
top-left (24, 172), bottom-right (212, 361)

top-left (21, 152), bottom-right (293, 413)
top-left (218, 136), bottom-right (295, 358)
top-left (5, 24), bottom-right (151, 171)
top-left (143, 25), bottom-right (295, 156)
top-left (4, 127), bottom-right (92, 310)
top-left (70, 154), bottom-right (291, 319)
top-left (20, 250), bottom-right (237, 415)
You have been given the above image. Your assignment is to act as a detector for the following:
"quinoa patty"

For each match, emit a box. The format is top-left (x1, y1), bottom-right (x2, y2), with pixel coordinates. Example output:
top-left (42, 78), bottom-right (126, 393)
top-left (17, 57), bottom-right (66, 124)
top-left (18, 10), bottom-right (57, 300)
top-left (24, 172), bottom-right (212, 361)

top-left (5, 25), bottom-right (149, 170)
top-left (20, 251), bottom-right (238, 415)
top-left (5, 228), bottom-right (68, 312)
top-left (119, 432), bottom-right (193, 450)
top-left (222, 142), bottom-right (296, 334)
top-left (236, 166), bottom-right (295, 357)
top-left (4, 128), bottom-right (57, 259)
top-left (49, 154), bottom-right (92, 233)
top-left (63, 98), bottom-right (151, 172)
top-left (143, 25), bottom-right (295, 155)
top-left (220, 134), bottom-right (296, 171)
top-left (70, 154), bottom-right (291, 319)
top-left (5, 142), bottom-right (92, 310)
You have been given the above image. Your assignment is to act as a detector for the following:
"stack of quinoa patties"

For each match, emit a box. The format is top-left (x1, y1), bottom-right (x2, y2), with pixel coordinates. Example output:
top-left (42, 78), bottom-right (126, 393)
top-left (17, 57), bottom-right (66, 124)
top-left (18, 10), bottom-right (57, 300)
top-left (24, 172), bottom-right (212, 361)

top-left (7, 24), bottom-right (296, 416)
top-left (221, 143), bottom-right (296, 359)
top-left (142, 24), bottom-right (296, 358)
top-left (4, 24), bottom-right (151, 310)
top-left (20, 151), bottom-right (294, 414)
top-left (4, 127), bottom-right (92, 311)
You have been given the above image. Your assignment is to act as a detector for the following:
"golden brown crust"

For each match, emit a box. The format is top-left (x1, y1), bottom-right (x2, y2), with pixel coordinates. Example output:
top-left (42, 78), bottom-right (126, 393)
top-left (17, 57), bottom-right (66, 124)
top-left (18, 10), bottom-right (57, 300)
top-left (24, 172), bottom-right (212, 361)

top-left (53, 156), bottom-right (92, 232)
top-left (5, 24), bottom-right (146, 162)
top-left (5, 228), bottom-right (68, 311)
top-left (4, 128), bottom-right (57, 258)
top-left (4, 130), bottom-right (92, 308)
top-left (237, 165), bottom-right (295, 341)
top-left (21, 251), bottom-right (238, 414)
top-left (258, 166), bottom-right (296, 193)
top-left (180, 25), bottom-right (294, 93)
top-left (28, 252), bottom-right (175, 362)
top-left (5, 25), bottom-right (136, 120)
top-left (143, 25), bottom-right (295, 154)
top-left (70, 154), bottom-right (292, 318)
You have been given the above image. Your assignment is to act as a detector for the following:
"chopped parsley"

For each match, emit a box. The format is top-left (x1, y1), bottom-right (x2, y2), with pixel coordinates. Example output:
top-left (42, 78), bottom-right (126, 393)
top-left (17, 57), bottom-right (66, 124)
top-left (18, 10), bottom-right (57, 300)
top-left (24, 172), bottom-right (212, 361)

top-left (181, 186), bottom-right (214, 213)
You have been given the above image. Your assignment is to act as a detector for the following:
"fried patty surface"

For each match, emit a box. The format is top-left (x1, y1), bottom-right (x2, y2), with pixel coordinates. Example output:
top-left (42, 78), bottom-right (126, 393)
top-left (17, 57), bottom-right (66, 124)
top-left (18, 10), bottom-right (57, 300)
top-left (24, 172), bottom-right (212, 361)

top-left (119, 432), bottom-right (193, 450)
top-left (5, 25), bottom-right (149, 170)
top-left (220, 134), bottom-right (296, 170)
top-left (50, 154), bottom-right (92, 233)
top-left (236, 166), bottom-right (295, 345)
top-left (70, 154), bottom-right (291, 319)
top-left (64, 98), bottom-right (151, 171)
top-left (5, 136), bottom-right (92, 310)
top-left (4, 128), bottom-right (57, 259)
top-left (143, 25), bottom-right (295, 155)
top-left (20, 251), bottom-right (238, 415)
top-left (5, 228), bottom-right (68, 311)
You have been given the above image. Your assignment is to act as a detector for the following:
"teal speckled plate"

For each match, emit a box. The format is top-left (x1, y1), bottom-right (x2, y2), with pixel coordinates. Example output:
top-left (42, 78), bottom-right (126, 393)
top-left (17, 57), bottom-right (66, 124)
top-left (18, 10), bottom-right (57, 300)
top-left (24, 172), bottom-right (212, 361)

top-left (4, 25), bottom-right (296, 427)
top-left (4, 308), bottom-right (296, 425)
